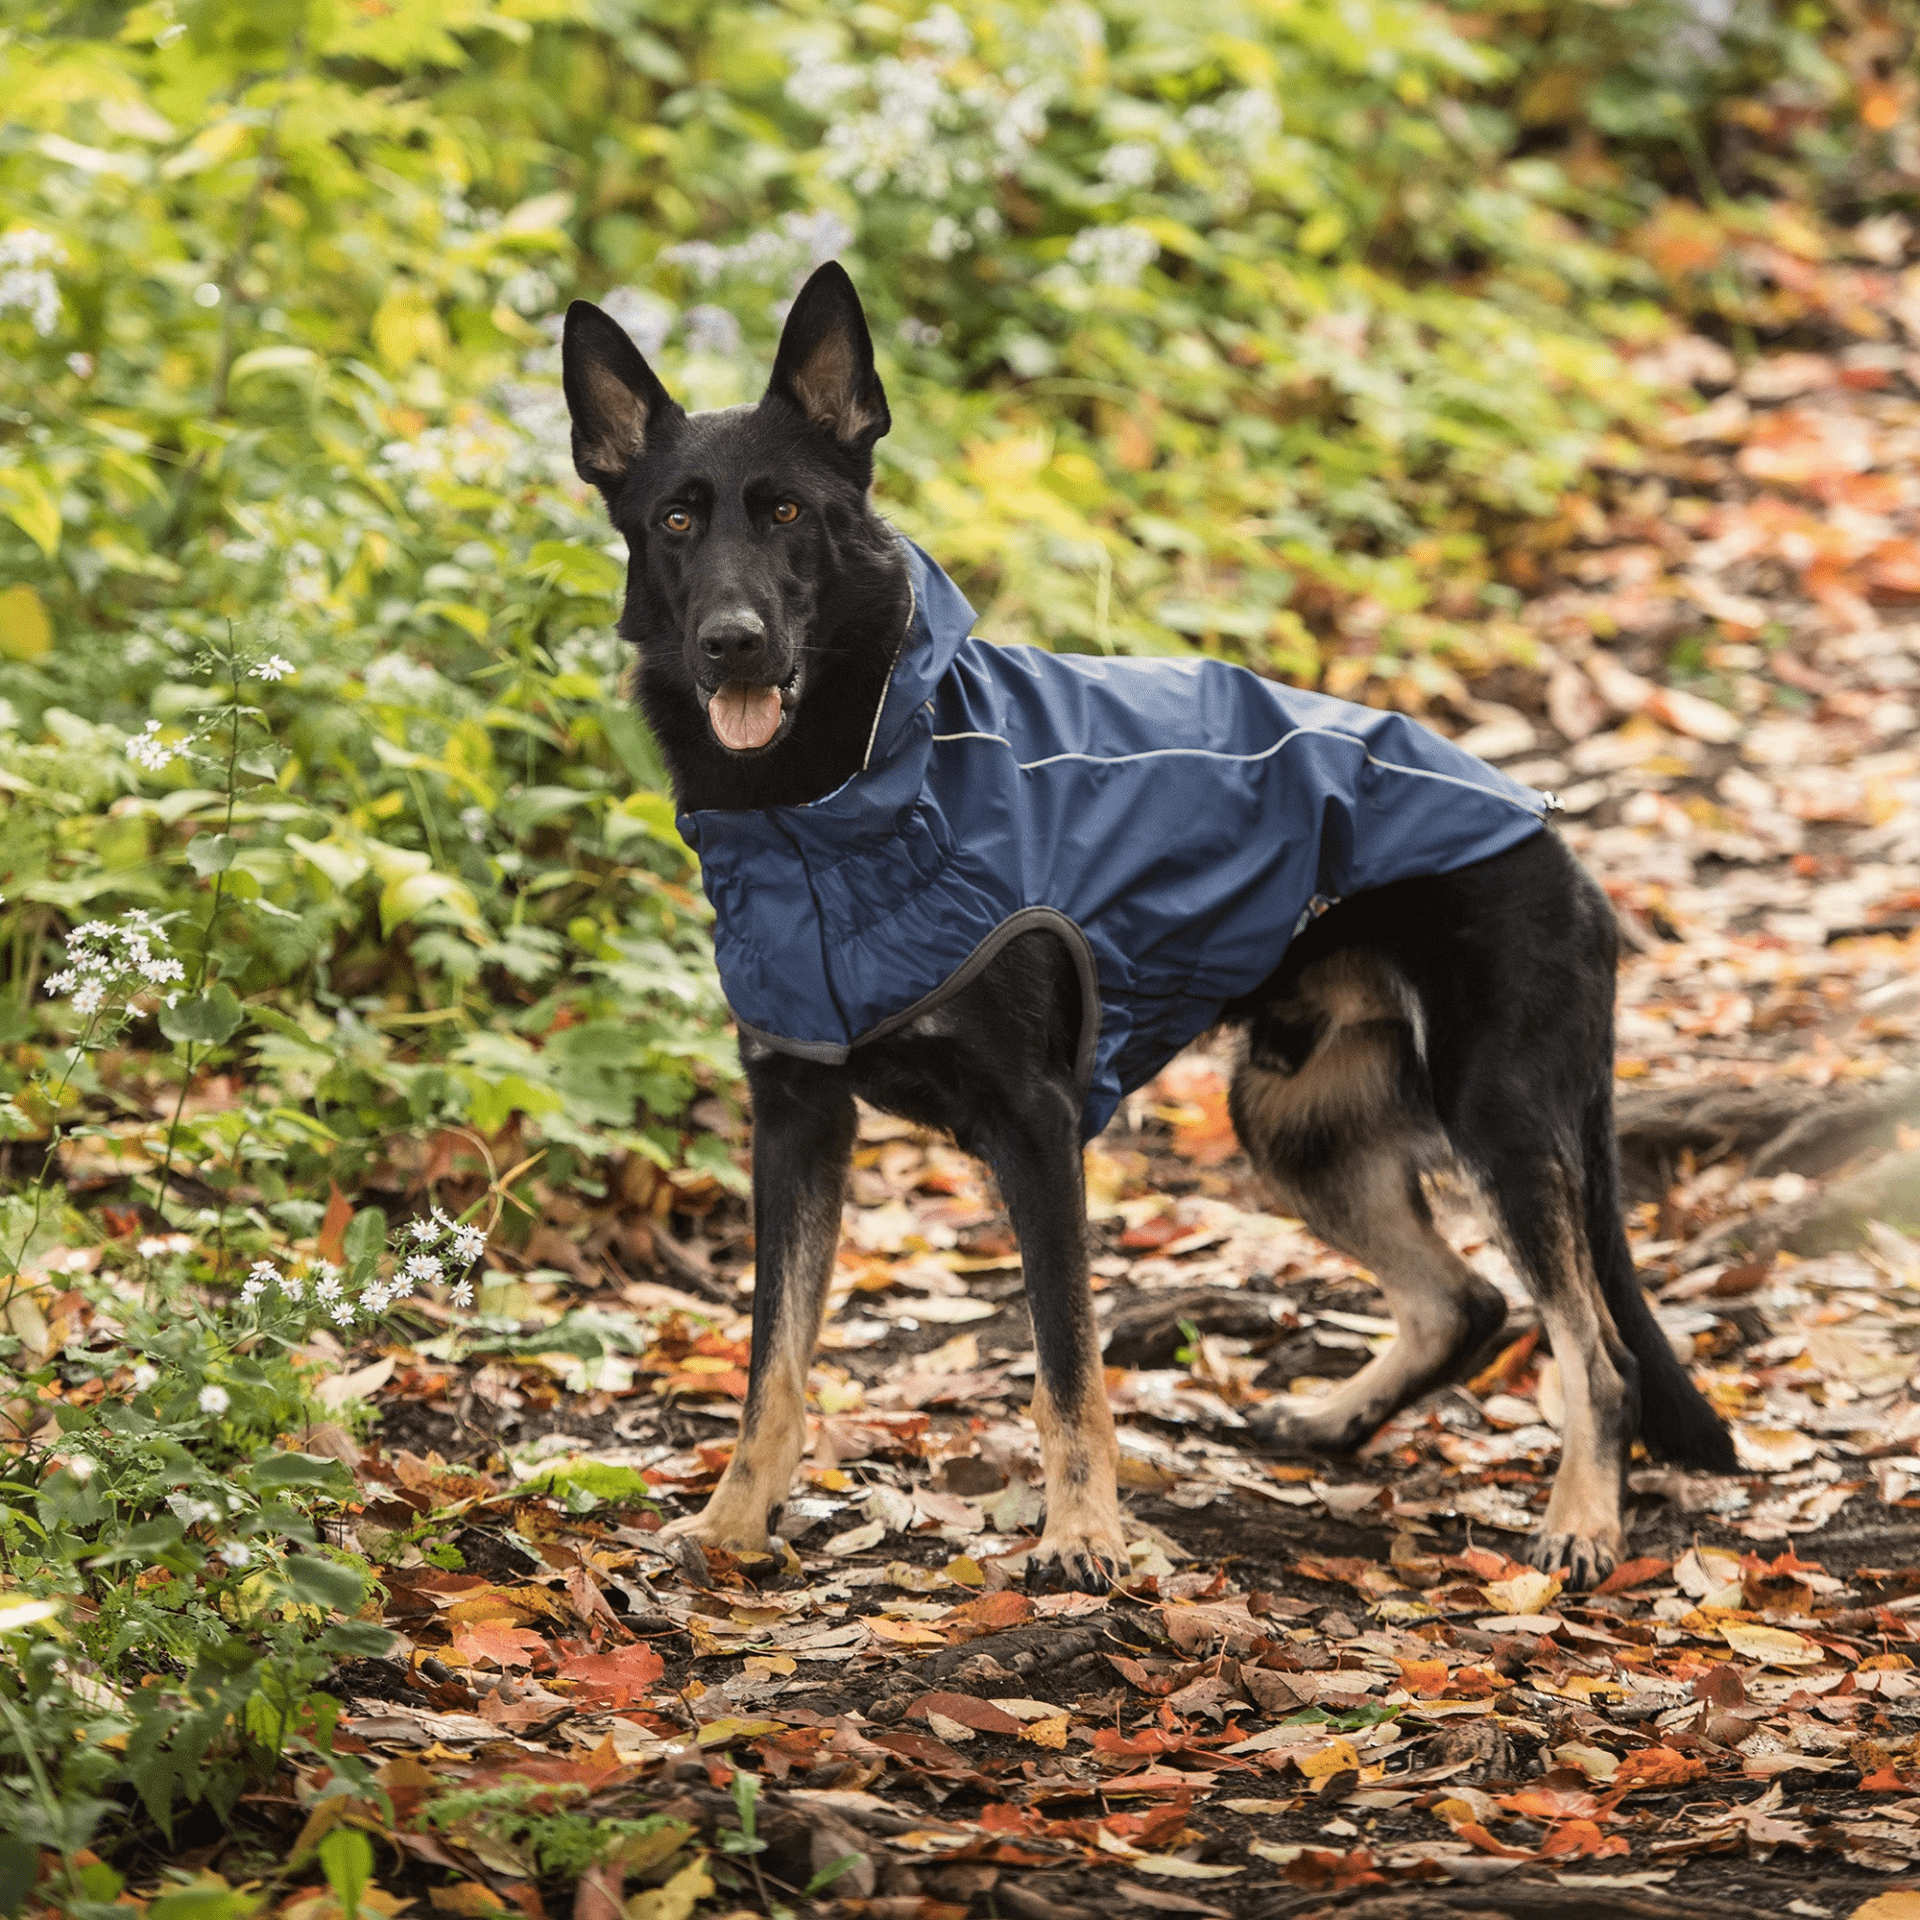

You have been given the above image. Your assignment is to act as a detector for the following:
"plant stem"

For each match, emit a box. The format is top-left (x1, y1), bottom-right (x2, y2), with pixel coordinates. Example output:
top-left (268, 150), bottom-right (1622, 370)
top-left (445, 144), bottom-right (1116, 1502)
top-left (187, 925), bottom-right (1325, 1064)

top-left (151, 630), bottom-right (248, 1223)
top-left (0, 1009), bottom-right (104, 1315)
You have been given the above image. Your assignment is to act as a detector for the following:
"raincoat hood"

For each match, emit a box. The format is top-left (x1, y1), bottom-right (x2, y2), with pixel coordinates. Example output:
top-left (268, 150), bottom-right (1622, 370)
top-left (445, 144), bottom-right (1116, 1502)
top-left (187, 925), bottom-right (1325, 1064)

top-left (678, 539), bottom-right (1552, 1141)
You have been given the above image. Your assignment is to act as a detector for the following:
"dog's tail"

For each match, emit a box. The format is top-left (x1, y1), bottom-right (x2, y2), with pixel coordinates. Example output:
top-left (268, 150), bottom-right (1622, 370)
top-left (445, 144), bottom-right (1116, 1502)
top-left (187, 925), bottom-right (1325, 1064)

top-left (1583, 1090), bottom-right (1738, 1472)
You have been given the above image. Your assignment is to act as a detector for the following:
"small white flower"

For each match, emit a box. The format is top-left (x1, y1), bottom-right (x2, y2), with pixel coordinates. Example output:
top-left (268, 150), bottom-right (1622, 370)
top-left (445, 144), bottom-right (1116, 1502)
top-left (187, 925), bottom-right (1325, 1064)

top-left (63, 1453), bottom-right (98, 1484)
top-left (451, 1279), bottom-right (474, 1308)
top-left (197, 1384), bottom-right (230, 1415)
top-left (0, 227), bottom-right (65, 336)
top-left (279, 1272), bottom-right (304, 1301)
top-left (407, 1217), bottom-right (440, 1244)
top-left (131, 1363), bottom-right (159, 1392)
top-left (250, 654), bottom-right (295, 682)
top-left (315, 1274), bottom-right (342, 1303)
top-left (239, 1278), bottom-right (265, 1303)
top-left (250, 1259), bottom-right (280, 1283)
top-left (402, 1253), bottom-right (442, 1285)
top-left (71, 981), bottom-right (105, 1016)
top-left (452, 1225), bottom-right (487, 1263)
top-left (362, 1283), bottom-right (392, 1314)
top-left (330, 1297), bottom-right (356, 1325)
top-left (217, 1540), bottom-right (252, 1567)
top-left (126, 720), bottom-right (176, 773)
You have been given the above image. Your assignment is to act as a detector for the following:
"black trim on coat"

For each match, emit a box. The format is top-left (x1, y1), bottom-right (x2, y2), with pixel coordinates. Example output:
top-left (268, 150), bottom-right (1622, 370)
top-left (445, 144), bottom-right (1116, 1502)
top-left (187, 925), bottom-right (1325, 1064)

top-left (731, 905), bottom-right (1102, 1116)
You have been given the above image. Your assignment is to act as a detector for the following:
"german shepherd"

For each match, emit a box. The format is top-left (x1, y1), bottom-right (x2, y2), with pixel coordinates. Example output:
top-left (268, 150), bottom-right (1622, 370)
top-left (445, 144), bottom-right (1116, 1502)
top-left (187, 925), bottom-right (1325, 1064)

top-left (562, 262), bottom-right (1735, 1593)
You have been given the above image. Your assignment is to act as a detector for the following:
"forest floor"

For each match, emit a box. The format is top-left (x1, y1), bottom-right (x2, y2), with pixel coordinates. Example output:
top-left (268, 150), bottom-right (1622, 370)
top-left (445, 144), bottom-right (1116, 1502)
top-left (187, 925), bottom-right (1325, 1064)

top-left (295, 326), bottom-right (1920, 1920)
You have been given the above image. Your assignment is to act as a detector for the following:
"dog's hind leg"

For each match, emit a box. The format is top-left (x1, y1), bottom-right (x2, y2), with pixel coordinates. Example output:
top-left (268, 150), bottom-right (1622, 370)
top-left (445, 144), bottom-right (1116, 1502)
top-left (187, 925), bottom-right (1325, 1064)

top-left (976, 1077), bottom-right (1125, 1595)
top-left (666, 1053), bottom-right (855, 1556)
top-left (1235, 954), bottom-right (1507, 1457)
top-left (1475, 1148), bottom-right (1636, 1589)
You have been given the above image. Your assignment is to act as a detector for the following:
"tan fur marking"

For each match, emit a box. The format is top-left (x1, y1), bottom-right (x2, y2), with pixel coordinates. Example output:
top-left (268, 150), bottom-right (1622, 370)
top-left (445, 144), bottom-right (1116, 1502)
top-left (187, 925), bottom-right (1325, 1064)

top-left (1235, 951), bottom-right (1504, 1448)
top-left (1501, 1185), bottom-right (1628, 1578)
top-left (1234, 1020), bottom-right (1401, 1142)
top-left (1254, 1141), bottom-right (1498, 1446)
top-left (1030, 1354), bottom-right (1125, 1574)
top-left (579, 361), bottom-right (651, 477)
top-left (790, 331), bottom-right (876, 443)
top-left (665, 1188), bottom-right (841, 1556)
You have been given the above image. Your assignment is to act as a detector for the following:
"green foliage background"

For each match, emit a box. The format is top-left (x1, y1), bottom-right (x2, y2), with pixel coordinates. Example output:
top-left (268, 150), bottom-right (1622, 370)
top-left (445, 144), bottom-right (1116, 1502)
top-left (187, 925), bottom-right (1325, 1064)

top-left (0, 0), bottom-right (1886, 1177)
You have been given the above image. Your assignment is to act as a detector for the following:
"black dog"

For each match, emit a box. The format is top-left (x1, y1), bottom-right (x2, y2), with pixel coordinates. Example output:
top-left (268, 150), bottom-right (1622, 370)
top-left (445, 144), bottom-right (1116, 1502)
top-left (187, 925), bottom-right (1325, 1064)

top-left (562, 263), bottom-right (1735, 1592)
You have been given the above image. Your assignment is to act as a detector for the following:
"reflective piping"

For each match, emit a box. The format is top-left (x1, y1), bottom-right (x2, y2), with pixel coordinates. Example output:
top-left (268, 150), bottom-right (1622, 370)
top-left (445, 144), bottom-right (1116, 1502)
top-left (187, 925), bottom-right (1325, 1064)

top-left (929, 722), bottom-right (1548, 817)
top-left (859, 573), bottom-right (917, 774)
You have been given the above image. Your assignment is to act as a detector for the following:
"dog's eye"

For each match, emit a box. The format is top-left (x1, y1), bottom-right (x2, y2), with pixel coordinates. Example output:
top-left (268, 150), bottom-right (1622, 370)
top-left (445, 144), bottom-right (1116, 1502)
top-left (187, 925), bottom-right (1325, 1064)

top-left (663, 508), bottom-right (691, 533)
top-left (772, 501), bottom-right (800, 524)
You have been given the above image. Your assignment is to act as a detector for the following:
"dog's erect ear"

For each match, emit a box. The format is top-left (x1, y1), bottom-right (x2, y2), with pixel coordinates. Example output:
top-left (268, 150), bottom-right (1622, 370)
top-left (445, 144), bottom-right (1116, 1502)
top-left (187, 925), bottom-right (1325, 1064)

top-left (562, 300), bottom-right (682, 491)
top-left (765, 262), bottom-right (890, 454)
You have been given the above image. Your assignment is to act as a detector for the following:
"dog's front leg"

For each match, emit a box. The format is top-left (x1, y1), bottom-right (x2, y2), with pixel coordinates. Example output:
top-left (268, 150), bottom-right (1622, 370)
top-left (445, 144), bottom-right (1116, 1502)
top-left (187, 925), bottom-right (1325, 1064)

top-left (983, 1083), bottom-right (1126, 1595)
top-left (665, 1055), bottom-right (854, 1557)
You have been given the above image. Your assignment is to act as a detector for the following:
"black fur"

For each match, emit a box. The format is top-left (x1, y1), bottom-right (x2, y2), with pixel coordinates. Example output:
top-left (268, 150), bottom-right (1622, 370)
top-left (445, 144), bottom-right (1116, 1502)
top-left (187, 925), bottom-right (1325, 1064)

top-left (565, 264), bottom-right (909, 812)
top-left (564, 264), bottom-right (1735, 1593)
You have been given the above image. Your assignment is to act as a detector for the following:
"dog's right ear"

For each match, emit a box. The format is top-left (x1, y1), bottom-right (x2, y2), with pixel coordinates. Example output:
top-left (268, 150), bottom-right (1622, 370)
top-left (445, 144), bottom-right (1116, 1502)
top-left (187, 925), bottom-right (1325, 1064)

top-left (765, 263), bottom-right (890, 457)
top-left (562, 301), bottom-right (682, 492)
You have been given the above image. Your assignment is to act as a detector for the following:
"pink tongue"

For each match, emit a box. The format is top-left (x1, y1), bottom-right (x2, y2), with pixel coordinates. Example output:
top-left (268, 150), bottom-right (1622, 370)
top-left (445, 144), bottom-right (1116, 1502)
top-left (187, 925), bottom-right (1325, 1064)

top-left (708, 682), bottom-right (784, 751)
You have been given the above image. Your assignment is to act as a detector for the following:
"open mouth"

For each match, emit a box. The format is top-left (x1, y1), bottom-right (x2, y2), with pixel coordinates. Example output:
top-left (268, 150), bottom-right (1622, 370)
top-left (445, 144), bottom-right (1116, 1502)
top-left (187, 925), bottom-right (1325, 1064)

top-left (706, 672), bottom-right (799, 753)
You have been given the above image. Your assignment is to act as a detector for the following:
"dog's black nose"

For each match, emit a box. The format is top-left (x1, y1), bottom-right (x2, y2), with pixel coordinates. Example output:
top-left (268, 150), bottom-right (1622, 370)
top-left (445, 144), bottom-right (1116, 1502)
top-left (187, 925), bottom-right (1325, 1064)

top-left (696, 608), bottom-right (767, 666)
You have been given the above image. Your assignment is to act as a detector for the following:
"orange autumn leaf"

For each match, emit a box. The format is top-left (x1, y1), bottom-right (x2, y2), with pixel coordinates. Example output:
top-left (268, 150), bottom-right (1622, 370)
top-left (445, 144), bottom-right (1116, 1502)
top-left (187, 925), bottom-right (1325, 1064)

top-left (942, 1590), bottom-right (1035, 1636)
top-left (453, 1621), bottom-right (548, 1670)
top-left (1538, 1820), bottom-right (1630, 1859)
top-left (1452, 1823), bottom-right (1533, 1859)
top-left (1860, 79), bottom-right (1905, 130)
top-left (1171, 1093), bottom-right (1237, 1166)
top-left (556, 1643), bottom-right (666, 1708)
top-left (1500, 1787), bottom-right (1601, 1821)
top-left (1393, 1659), bottom-right (1448, 1696)
top-left (1593, 1557), bottom-right (1670, 1597)
top-left (315, 1183), bottom-right (354, 1266)
top-left (1613, 1746), bottom-right (1707, 1792)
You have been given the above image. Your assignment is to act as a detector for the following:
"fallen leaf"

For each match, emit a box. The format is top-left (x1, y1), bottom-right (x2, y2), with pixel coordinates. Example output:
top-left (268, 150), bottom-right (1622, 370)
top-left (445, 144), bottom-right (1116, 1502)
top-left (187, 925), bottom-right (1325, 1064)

top-left (1613, 1747), bottom-right (1707, 1792)
top-left (557, 1644), bottom-right (665, 1708)
top-left (908, 1691), bottom-right (1023, 1735)
top-left (1126, 1858), bottom-right (1242, 1881)
top-left (623, 1858), bottom-right (712, 1920)
top-left (451, 1622), bottom-right (548, 1670)
top-left (823, 1518), bottom-right (887, 1556)
top-left (1721, 1622), bottom-right (1824, 1667)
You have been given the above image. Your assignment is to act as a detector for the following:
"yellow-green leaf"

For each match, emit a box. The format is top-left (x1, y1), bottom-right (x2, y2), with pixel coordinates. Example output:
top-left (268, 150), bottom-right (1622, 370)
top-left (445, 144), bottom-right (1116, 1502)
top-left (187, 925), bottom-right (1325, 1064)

top-left (0, 469), bottom-right (62, 558)
top-left (0, 583), bottom-right (52, 659)
top-left (622, 1858), bottom-right (710, 1920)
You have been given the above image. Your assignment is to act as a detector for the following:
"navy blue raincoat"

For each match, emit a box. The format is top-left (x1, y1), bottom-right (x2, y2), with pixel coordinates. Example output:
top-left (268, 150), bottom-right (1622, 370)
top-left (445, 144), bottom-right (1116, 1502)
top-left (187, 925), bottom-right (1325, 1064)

top-left (678, 541), bottom-right (1552, 1142)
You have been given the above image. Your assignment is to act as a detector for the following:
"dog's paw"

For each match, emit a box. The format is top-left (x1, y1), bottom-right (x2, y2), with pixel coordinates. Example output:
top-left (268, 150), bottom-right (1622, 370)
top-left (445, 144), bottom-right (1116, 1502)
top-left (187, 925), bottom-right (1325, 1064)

top-left (1025, 1529), bottom-right (1129, 1595)
top-left (1523, 1527), bottom-right (1620, 1592)
top-left (1243, 1399), bottom-right (1356, 1459)
top-left (660, 1507), bottom-right (770, 1558)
